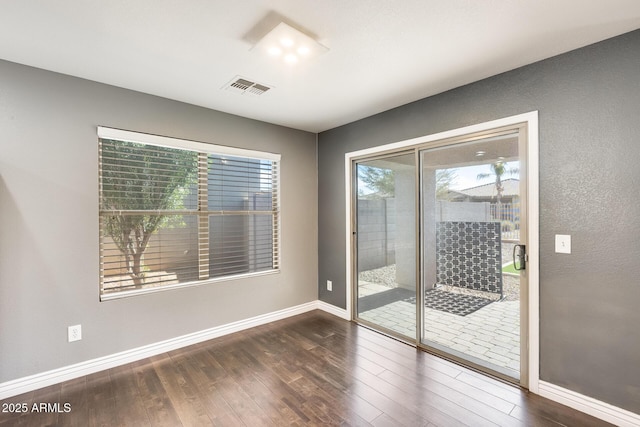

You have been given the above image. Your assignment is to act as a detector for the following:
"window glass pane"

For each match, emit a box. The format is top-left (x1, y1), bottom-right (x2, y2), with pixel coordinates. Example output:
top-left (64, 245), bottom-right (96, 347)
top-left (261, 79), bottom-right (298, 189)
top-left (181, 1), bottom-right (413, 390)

top-left (100, 139), bottom-right (198, 210)
top-left (207, 155), bottom-right (274, 211)
top-left (209, 214), bottom-right (274, 278)
top-left (99, 134), bottom-right (279, 298)
top-left (101, 214), bottom-right (199, 294)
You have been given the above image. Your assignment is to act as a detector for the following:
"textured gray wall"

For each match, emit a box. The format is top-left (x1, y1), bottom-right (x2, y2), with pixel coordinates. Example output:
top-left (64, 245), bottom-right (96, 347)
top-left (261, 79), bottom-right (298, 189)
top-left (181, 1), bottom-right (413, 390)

top-left (0, 60), bottom-right (318, 383)
top-left (318, 30), bottom-right (640, 413)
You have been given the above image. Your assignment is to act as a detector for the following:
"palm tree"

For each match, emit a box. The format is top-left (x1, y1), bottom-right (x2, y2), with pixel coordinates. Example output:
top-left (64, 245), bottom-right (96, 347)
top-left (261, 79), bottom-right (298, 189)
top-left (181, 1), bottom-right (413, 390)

top-left (477, 160), bottom-right (518, 221)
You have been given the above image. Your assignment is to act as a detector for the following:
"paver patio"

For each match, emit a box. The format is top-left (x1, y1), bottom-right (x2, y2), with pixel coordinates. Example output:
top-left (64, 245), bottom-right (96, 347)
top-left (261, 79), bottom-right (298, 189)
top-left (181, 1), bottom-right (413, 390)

top-left (358, 281), bottom-right (520, 378)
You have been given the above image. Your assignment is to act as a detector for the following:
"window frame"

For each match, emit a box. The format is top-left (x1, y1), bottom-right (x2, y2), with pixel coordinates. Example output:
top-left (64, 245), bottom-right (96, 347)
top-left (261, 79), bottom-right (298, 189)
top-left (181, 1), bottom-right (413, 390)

top-left (98, 126), bottom-right (281, 301)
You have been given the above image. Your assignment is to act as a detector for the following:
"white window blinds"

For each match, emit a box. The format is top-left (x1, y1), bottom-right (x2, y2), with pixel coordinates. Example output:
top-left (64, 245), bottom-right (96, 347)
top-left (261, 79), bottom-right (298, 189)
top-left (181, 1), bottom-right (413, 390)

top-left (98, 127), bottom-right (280, 300)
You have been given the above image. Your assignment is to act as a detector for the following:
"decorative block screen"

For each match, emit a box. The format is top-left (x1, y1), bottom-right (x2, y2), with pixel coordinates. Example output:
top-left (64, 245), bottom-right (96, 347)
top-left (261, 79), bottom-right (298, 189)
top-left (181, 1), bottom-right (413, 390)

top-left (435, 221), bottom-right (502, 296)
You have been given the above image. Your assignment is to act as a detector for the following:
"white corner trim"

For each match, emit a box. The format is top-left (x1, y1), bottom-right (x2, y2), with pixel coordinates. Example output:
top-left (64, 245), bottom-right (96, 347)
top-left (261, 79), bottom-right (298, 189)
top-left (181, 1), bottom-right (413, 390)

top-left (1, 300), bottom-right (339, 400)
top-left (316, 300), bottom-right (350, 320)
top-left (538, 381), bottom-right (640, 427)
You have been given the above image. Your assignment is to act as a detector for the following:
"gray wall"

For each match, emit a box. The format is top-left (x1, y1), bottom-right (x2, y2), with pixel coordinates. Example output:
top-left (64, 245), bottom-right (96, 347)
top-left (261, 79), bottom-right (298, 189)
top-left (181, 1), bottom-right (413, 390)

top-left (0, 60), bottom-right (318, 383)
top-left (318, 30), bottom-right (640, 413)
top-left (356, 198), bottom-right (395, 271)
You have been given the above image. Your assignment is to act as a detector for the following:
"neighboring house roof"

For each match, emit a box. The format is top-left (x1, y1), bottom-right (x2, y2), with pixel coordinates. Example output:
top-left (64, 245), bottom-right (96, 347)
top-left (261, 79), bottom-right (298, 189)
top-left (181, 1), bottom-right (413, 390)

top-left (456, 178), bottom-right (520, 198)
top-left (358, 190), bottom-right (394, 200)
top-left (445, 189), bottom-right (469, 199)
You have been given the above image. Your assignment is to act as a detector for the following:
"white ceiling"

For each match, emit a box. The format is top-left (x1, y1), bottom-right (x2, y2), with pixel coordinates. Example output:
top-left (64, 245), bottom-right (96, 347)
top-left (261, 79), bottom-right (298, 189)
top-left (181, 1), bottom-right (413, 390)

top-left (1, 1), bottom-right (639, 133)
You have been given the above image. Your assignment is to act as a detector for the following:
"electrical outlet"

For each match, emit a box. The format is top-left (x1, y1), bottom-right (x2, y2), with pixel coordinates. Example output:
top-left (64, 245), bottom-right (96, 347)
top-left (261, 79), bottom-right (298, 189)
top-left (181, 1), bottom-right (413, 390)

top-left (326, 280), bottom-right (332, 291)
top-left (68, 325), bottom-right (82, 342)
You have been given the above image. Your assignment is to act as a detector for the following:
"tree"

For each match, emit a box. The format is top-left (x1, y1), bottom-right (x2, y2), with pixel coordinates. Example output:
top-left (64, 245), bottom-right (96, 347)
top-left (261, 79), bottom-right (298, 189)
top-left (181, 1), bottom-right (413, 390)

top-left (358, 165), bottom-right (457, 198)
top-left (358, 165), bottom-right (395, 197)
top-left (100, 140), bottom-right (197, 287)
top-left (435, 168), bottom-right (458, 200)
top-left (477, 160), bottom-right (518, 219)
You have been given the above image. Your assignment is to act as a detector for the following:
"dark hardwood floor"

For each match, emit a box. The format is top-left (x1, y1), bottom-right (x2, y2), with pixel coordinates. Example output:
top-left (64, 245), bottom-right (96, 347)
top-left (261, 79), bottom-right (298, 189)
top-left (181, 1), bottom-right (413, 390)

top-left (1, 310), bottom-right (612, 426)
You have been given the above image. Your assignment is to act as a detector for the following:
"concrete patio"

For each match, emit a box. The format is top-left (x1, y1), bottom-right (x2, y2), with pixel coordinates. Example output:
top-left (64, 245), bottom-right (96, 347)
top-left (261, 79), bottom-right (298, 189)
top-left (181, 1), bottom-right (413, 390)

top-left (358, 281), bottom-right (520, 378)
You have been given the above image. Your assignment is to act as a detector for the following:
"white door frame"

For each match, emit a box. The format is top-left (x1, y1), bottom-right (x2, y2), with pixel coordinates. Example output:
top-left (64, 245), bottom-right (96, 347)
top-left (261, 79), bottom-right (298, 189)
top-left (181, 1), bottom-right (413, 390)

top-left (344, 111), bottom-right (539, 392)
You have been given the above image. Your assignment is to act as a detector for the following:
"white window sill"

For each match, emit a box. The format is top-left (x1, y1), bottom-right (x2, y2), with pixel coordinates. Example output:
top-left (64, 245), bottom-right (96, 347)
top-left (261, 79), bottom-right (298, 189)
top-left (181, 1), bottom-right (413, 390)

top-left (100, 269), bottom-right (280, 302)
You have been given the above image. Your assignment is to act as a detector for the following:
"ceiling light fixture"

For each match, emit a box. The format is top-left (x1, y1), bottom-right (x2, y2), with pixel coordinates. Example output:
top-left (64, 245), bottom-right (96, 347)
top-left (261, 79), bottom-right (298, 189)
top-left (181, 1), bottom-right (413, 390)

top-left (284, 53), bottom-right (298, 64)
top-left (253, 22), bottom-right (328, 65)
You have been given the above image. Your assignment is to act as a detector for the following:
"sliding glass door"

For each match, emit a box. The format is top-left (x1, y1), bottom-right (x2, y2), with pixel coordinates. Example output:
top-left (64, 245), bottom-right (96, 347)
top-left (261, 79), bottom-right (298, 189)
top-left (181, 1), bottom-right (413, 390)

top-left (353, 152), bottom-right (416, 340)
top-left (352, 126), bottom-right (529, 385)
top-left (420, 131), bottom-right (526, 382)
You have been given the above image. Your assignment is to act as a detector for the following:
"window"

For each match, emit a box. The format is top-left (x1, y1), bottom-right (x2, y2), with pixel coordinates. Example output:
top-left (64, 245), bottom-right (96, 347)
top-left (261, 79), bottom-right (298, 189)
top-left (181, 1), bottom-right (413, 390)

top-left (98, 127), bottom-right (280, 300)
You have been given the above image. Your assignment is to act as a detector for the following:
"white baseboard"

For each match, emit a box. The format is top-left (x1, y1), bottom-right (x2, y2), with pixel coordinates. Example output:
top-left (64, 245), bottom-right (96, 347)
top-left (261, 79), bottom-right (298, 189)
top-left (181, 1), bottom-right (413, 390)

top-left (316, 300), bottom-right (349, 320)
top-left (4, 302), bottom-right (639, 427)
top-left (0, 300), bottom-right (345, 400)
top-left (538, 381), bottom-right (640, 427)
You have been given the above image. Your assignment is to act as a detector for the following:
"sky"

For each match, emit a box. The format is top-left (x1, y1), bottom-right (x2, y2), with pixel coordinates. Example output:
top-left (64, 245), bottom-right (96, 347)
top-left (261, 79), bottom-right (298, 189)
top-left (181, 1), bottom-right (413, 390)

top-left (446, 161), bottom-right (519, 191)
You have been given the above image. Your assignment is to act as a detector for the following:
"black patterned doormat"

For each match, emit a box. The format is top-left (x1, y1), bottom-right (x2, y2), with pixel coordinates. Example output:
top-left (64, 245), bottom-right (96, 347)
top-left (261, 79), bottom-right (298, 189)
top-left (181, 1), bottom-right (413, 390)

top-left (424, 289), bottom-right (493, 316)
top-left (358, 287), bottom-right (493, 317)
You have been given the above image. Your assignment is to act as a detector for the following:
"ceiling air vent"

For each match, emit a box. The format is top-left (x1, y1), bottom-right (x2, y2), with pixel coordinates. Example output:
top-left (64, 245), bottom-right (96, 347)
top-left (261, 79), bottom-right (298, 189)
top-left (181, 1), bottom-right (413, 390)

top-left (246, 83), bottom-right (271, 96)
top-left (223, 76), bottom-right (272, 97)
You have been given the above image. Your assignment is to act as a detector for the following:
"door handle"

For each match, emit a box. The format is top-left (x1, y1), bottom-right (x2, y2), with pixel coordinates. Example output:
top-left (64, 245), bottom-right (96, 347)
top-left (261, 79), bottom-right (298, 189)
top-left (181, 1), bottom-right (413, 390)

top-left (513, 244), bottom-right (527, 271)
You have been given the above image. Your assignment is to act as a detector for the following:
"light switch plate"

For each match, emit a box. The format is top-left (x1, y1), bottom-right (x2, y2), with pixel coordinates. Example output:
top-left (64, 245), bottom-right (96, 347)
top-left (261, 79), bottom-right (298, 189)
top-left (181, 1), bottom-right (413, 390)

top-left (555, 234), bottom-right (571, 254)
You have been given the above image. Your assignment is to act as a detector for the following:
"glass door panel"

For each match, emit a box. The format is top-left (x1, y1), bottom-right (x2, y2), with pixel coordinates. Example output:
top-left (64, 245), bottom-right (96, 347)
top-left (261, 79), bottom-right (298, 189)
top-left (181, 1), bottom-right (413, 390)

top-left (420, 132), bottom-right (523, 381)
top-left (355, 153), bottom-right (416, 340)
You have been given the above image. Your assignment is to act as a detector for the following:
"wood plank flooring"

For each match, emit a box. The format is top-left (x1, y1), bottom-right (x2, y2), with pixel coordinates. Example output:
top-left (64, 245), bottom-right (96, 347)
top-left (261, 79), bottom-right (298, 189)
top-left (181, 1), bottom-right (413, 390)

top-left (0, 310), bottom-right (612, 426)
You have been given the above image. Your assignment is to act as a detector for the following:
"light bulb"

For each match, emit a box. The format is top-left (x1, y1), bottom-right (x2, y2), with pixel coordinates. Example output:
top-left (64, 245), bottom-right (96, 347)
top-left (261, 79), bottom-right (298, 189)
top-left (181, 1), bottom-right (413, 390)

top-left (284, 54), bottom-right (298, 64)
top-left (267, 46), bottom-right (282, 56)
top-left (280, 38), bottom-right (294, 47)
